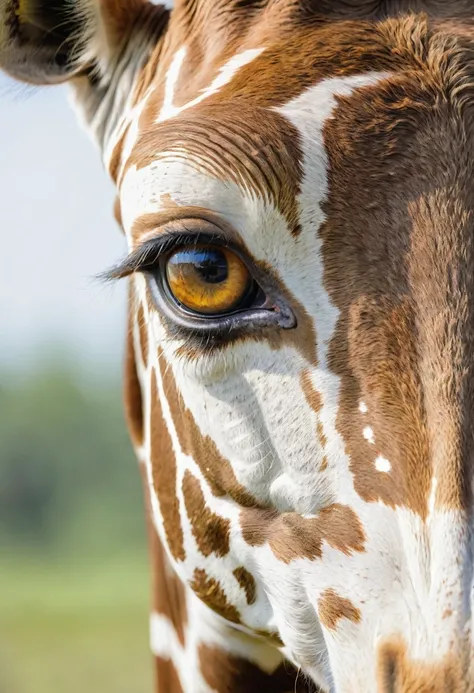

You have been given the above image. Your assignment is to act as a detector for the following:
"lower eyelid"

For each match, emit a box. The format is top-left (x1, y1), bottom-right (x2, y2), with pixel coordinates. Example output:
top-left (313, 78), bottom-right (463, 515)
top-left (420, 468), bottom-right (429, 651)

top-left (146, 271), bottom-right (296, 340)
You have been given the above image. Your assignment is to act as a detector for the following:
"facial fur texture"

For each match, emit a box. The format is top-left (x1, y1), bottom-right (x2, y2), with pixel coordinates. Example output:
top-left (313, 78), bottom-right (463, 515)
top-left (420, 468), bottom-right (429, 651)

top-left (4, 2), bottom-right (474, 692)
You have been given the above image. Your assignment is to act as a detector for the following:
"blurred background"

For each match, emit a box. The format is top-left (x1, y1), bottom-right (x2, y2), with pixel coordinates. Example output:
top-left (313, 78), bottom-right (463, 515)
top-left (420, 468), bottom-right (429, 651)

top-left (0, 76), bottom-right (152, 692)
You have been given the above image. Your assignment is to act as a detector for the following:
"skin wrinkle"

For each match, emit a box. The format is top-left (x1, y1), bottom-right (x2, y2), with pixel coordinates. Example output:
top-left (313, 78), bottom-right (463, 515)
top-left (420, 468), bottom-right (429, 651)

top-left (158, 349), bottom-right (268, 507)
top-left (181, 281), bottom-right (319, 366)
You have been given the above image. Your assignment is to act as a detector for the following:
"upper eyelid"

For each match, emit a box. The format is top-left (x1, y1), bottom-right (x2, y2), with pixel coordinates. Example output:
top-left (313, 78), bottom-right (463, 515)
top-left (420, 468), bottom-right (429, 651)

top-left (100, 229), bottom-right (237, 283)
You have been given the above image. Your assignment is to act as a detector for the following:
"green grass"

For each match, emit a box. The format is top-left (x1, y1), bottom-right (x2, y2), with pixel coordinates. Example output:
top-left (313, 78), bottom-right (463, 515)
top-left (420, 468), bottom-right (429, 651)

top-left (0, 551), bottom-right (153, 693)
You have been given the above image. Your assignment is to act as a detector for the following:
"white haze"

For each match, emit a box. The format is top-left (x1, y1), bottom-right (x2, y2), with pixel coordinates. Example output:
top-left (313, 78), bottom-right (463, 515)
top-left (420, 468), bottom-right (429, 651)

top-left (0, 78), bottom-right (127, 377)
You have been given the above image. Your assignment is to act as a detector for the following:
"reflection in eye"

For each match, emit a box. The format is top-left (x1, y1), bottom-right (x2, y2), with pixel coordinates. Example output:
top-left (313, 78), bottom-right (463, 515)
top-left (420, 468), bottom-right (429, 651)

top-left (165, 245), bottom-right (254, 315)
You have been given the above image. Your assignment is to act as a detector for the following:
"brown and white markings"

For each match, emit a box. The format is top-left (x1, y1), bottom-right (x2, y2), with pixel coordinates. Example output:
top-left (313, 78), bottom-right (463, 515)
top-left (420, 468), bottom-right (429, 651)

top-left (4, 1), bottom-right (474, 691)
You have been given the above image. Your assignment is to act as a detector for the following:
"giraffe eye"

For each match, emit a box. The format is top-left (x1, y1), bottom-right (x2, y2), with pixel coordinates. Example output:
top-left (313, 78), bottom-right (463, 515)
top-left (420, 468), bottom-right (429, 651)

top-left (165, 245), bottom-right (255, 316)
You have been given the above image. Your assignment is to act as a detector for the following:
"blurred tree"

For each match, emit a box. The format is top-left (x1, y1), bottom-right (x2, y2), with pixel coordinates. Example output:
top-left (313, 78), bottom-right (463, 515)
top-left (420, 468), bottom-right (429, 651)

top-left (0, 363), bottom-right (145, 555)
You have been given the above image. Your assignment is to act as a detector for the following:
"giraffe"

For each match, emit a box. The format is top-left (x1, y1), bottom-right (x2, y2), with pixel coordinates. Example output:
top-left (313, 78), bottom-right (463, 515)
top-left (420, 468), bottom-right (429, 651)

top-left (3, 0), bottom-right (474, 690)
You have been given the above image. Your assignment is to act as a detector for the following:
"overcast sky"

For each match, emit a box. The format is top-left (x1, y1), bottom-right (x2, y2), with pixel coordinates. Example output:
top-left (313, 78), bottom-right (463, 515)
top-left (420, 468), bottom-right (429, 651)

top-left (0, 77), bottom-right (127, 377)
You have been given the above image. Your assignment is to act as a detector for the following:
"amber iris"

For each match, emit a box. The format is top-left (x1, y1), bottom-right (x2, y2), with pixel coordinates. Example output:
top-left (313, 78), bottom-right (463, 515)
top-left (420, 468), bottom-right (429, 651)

top-left (165, 245), bottom-right (252, 315)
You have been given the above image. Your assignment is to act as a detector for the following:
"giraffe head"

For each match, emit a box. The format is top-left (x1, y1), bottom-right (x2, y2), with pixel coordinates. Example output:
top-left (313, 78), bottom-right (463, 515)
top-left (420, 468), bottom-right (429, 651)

top-left (4, 1), bottom-right (474, 690)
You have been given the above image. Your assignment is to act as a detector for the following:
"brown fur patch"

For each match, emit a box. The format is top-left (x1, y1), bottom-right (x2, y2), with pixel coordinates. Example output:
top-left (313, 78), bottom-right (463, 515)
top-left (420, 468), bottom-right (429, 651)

top-left (138, 456), bottom-right (188, 673)
top-left (152, 541), bottom-right (188, 648)
top-left (318, 588), bottom-right (361, 631)
top-left (324, 81), bottom-right (431, 508)
top-left (155, 656), bottom-right (184, 693)
top-left (140, 464), bottom-right (188, 648)
top-left (98, 0), bottom-right (156, 44)
top-left (113, 196), bottom-right (123, 231)
top-left (137, 303), bottom-right (149, 366)
top-left (232, 567), bottom-right (257, 605)
top-left (190, 568), bottom-right (241, 624)
top-left (124, 282), bottom-right (144, 448)
top-left (109, 123), bottom-right (131, 185)
top-left (333, 296), bottom-right (431, 514)
top-left (182, 469), bottom-right (231, 557)
top-left (407, 188), bottom-right (474, 511)
top-left (240, 504), bottom-right (365, 563)
top-left (318, 27), bottom-right (474, 513)
top-left (377, 638), bottom-right (464, 692)
top-left (150, 369), bottom-right (185, 561)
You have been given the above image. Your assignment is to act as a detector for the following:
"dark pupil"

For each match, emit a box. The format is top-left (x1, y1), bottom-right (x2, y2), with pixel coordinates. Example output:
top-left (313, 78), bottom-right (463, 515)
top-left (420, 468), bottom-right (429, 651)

top-left (190, 248), bottom-right (228, 284)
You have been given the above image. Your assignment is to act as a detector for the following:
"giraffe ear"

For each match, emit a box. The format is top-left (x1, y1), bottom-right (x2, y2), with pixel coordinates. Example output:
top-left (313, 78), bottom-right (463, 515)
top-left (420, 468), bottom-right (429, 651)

top-left (0, 0), bottom-right (168, 85)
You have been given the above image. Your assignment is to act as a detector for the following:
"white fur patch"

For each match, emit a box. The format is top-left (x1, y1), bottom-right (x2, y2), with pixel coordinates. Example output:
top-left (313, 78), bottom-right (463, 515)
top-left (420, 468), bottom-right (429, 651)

top-left (428, 475), bottom-right (438, 520)
top-left (150, 611), bottom-right (183, 659)
top-left (363, 426), bottom-right (375, 445)
top-left (158, 46), bottom-right (265, 122)
top-left (375, 456), bottom-right (391, 473)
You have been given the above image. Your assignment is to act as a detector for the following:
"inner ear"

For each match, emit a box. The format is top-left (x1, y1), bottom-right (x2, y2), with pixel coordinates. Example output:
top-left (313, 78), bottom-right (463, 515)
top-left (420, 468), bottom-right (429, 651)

top-left (1, 0), bottom-right (164, 85)
top-left (13, 1), bottom-right (81, 47)
top-left (1, 0), bottom-right (87, 83)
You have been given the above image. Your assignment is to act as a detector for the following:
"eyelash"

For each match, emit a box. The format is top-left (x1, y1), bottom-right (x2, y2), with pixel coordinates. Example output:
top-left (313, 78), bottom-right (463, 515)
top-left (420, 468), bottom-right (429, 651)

top-left (104, 232), bottom-right (296, 343)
